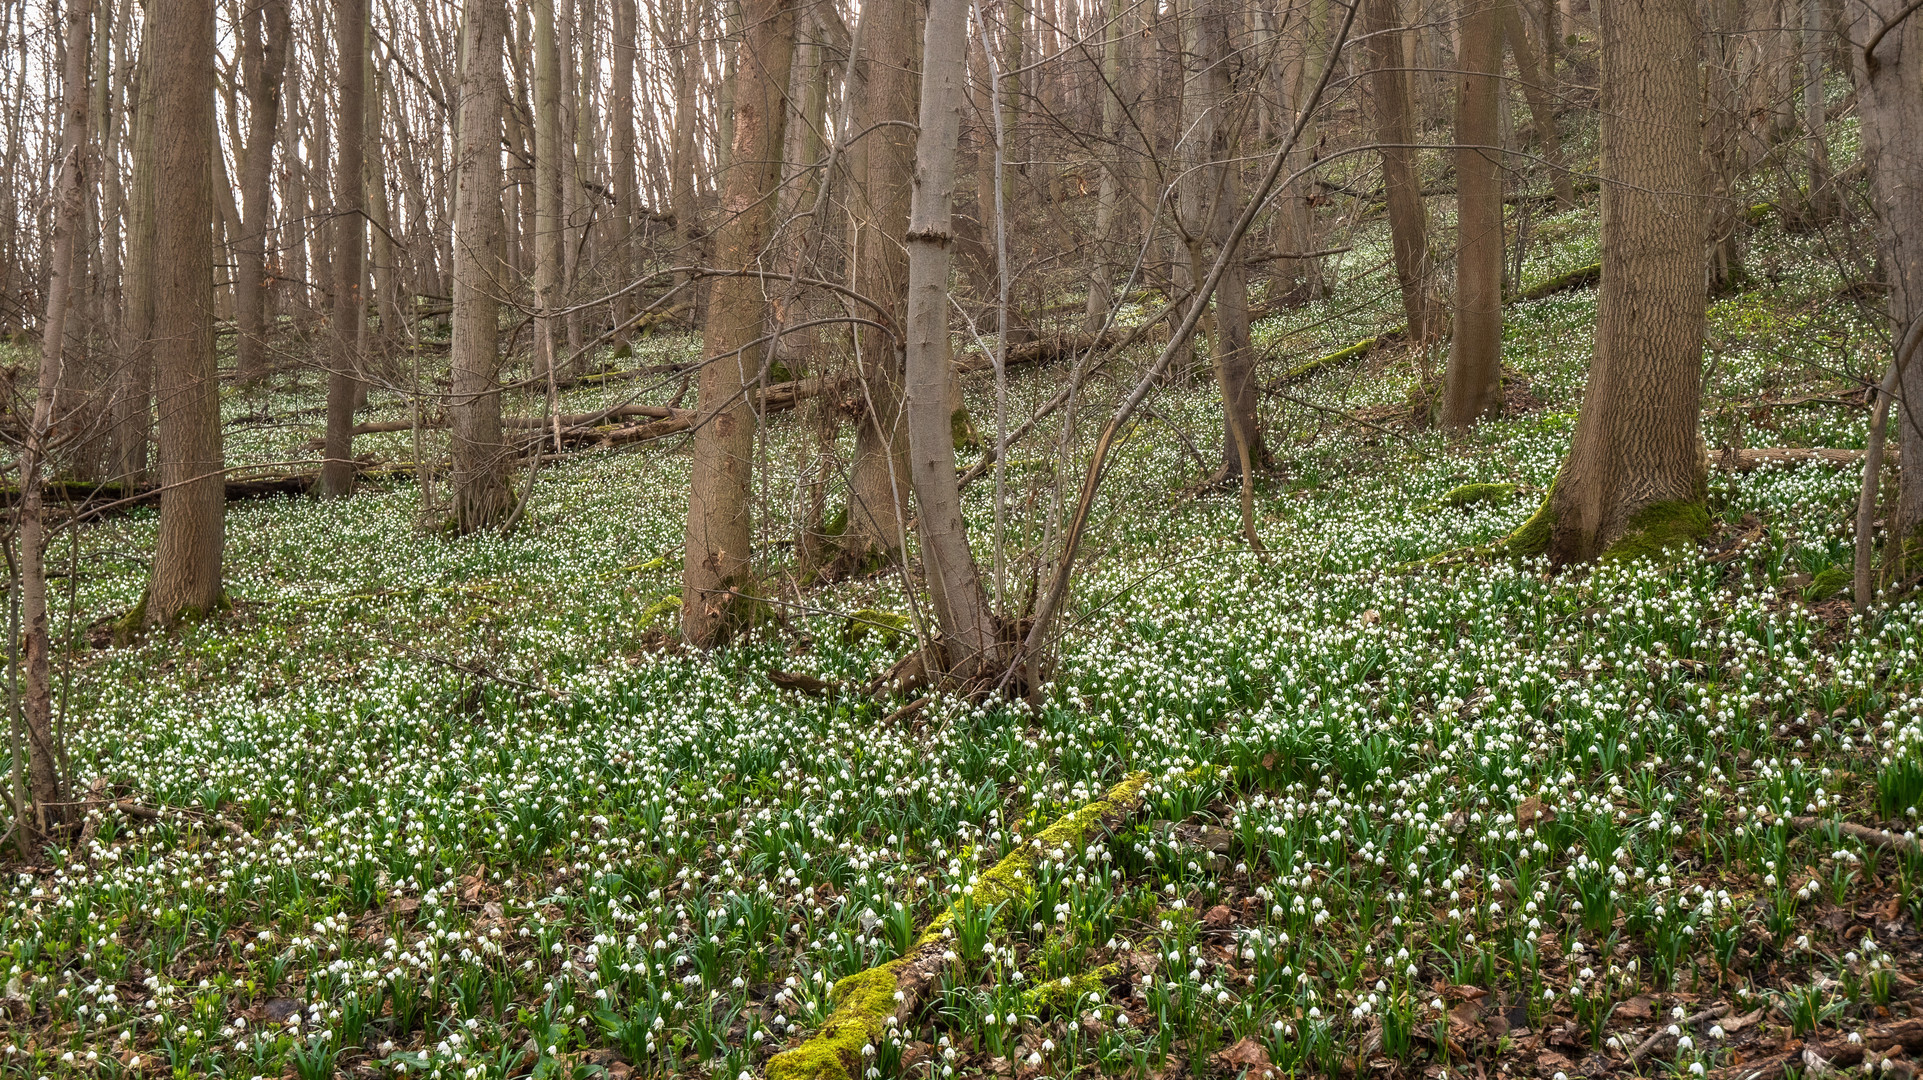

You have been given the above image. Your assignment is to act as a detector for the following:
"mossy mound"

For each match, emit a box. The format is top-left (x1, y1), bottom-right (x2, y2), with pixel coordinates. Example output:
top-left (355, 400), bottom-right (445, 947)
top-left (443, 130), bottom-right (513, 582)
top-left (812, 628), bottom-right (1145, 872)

top-left (1497, 496), bottom-right (1555, 558)
top-left (1806, 564), bottom-right (1850, 601)
top-left (1021, 964), bottom-right (1120, 1018)
top-left (1599, 500), bottom-right (1709, 564)
top-left (1438, 482), bottom-right (1518, 509)
top-left (843, 609), bottom-right (910, 648)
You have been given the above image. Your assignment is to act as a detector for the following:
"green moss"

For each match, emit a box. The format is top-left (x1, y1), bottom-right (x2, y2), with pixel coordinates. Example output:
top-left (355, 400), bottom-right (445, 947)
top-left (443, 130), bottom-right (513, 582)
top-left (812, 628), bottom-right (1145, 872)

top-left (951, 407), bottom-right (981, 451)
top-left (1498, 496), bottom-right (1556, 558)
top-left (112, 590), bottom-right (151, 646)
top-left (765, 963), bottom-right (903, 1080)
top-left (1599, 500), bottom-right (1709, 564)
top-left (1280, 329), bottom-right (1401, 384)
top-left (842, 609), bottom-right (909, 648)
top-left (920, 772), bottom-right (1151, 942)
top-left (1517, 262), bottom-right (1601, 302)
top-left (639, 593), bottom-right (682, 629)
top-left (1438, 482), bottom-right (1517, 509)
top-left (1806, 564), bottom-right (1850, 600)
top-left (1022, 964), bottom-right (1119, 1018)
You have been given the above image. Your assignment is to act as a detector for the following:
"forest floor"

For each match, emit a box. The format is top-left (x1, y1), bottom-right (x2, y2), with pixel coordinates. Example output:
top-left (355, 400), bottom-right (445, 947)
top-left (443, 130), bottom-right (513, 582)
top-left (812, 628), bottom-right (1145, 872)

top-left (7, 132), bottom-right (1923, 1080)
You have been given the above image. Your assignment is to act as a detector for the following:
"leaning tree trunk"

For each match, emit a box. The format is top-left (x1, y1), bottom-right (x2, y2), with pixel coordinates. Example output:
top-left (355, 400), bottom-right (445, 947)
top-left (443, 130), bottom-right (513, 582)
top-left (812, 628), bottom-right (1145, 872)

top-left (1363, 0), bottom-right (1439, 342)
top-left (1500, 0), bottom-right (1570, 210)
top-left (838, 0), bottom-right (919, 574)
top-left (1849, 0), bottom-right (1923, 570)
top-left (449, 0), bottom-right (512, 532)
top-left (903, 0), bottom-right (1000, 681)
top-left (1441, 0), bottom-right (1505, 427)
top-left (320, 0), bottom-right (368, 497)
top-left (234, 0), bottom-right (290, 383)
top-left (1533, 0), bottom-right (1705, 562)
top-left (678, 0), bottom-right (796, 646)
top-left (147, 0), bottom-right (225, 624)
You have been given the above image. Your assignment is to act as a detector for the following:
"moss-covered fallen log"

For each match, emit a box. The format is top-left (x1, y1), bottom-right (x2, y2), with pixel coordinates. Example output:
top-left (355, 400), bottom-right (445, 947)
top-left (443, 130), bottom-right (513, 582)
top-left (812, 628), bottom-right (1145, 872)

top-left (764, 771), bottom-right (1159, 1080)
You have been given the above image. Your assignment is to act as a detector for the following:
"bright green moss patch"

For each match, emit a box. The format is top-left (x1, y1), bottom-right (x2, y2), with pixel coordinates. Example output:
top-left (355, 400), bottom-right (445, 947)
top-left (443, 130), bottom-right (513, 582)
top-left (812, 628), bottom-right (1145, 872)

top-left (1600, 500), bottom-right (1709, 564)
top-left (1438, 482), bottom-right (1517, 509)
top-left (1022, 964), bottom-right (1120, 1017)
top-left (766, 963), bottom-right (903, 1080)
top-left (1807, 564), bottom-right (1850, 600)
top-left (1498, 496), bottom-right (1556, 557)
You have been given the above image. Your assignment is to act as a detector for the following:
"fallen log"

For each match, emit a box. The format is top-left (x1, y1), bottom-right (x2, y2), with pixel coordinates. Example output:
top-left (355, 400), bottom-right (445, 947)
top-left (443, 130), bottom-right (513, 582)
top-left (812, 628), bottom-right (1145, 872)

top-left (764, 771), bottom-right (1159, 1080)
top-left (1719, 447), bottom-right (1900, 470)
top-left (1719, 1018), bottom-right (1923, 1080)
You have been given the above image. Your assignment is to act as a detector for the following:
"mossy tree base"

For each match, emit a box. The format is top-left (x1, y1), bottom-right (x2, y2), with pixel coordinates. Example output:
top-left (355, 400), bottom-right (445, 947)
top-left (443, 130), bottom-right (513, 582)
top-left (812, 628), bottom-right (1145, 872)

top-left (1597, 500), bottom-right (1709, 563)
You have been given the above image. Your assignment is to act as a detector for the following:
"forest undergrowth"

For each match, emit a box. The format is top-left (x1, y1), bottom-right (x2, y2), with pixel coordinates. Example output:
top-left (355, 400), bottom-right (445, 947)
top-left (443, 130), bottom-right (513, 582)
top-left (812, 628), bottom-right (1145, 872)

top-left (6, 169), bottom-right (1923, 1080)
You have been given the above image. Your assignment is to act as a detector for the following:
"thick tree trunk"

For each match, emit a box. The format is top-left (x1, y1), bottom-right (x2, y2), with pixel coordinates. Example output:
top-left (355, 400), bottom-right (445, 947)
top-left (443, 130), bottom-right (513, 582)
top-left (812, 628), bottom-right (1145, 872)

top-left (678, 0), bottom-right (795, 646)
top-left (1442, 0), bottom-right (1504, 428)
top-left (320, 0), bottom-right (368, 497)
top-left (1849, 0), bottom-right (1923, 567)
top-left (450, 0), bottom-right (512, 532)
top-left (234, 0), bottom-right (290, 383)
top-left (1363, 0), bottom-right (1439, 342)
top-left (147, 0), bottom-right (225, 624)
top-left (839, 0), bottom-right (919, 573)
top-left (904, 0), bottom-right (999, 681)
top-left (1539, 0), bottom-right (1704, 562)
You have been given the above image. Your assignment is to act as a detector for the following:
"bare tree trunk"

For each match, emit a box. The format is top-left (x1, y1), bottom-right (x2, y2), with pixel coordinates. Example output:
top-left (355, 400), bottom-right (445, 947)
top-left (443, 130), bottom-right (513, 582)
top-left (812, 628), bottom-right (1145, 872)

top-left (1500, 0), bottom-right (1570, 207)
top-left (1703, 0), bottom-right (1748, 293)
top-left (1537, 0), bottom-right (1704, 562)
top-left (1363, 0), bottom-right (1439, 341)
top-left (838, 0), bottom-right (919, 574)
top-left (1849, 0), bottom-right (1923, 569)
top-left (1801, 0), bottom-right (1835, 223)
top-left (668, 0), bottom-right (701, 316)
top-left (321, 0), bottom-right (368, 497)
top-left (19, 0), bottom-right (92, 828)
top-left (147, 0), bottom-right (225, 624)
top-left (1442, 0), bottom-right (1504, 427)
top-left (904, 0), bottom-right (999, 681)
top-left (1541, 0), bottom-right (1572, 209)
top-left (532, 0), bottom-right (565, 395)
top-left (114, 18), bottom-right (154, 483)
top-left (234, 0), bottom-right (290, 383)
top-left (450, 0), bottom-right (512, 532)
top-left (1082, 0), bottom-right (1127, 329)
top-left (611, 0), bottom-right (639, 335)
top-left (678, 0), bottom-right (796, 646)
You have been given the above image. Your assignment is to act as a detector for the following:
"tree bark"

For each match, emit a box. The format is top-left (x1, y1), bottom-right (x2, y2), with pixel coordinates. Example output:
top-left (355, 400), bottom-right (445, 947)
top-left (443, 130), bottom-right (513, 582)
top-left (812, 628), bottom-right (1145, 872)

top-left (234, 0), bottom-right (290, 383)
top-left (839, 0), bottom-right (919, 572)
top-left (532, 0), bottom-right (564, 384)
top-left (1703, 0), bottom-right (1748, 293)
top-left (904, 0), bottom-right (1000, 681)
top-left (449, 0), bottom-right (512, 532)
top-left (1442, 0), bottom-right (1505, 427)
top-left (147, 0), bottom-right (225, 624)
top-left (115, 17), bottom-right (154, 484)
top-left (678, 0), bottom-right (796, 646)
top-left (1848, 0), bottom-right (1923, 568)
top-left (1801, 0), bottom-right (1836, 224)
top-left (20, 0), bottom-right (93, 828)
top-left (320, 0), bottom-right (368, 497)
top-left (611, 0), bottom-right (639, 335)
top-left (1363, 0), bottom-right (1439, 342)
top-left (1500, 0), bottom-right (1571, 209)
top-left (1540, 0), bottom-right (1704, 562)
top-left (1193, 0), bottom-right (1263, 480)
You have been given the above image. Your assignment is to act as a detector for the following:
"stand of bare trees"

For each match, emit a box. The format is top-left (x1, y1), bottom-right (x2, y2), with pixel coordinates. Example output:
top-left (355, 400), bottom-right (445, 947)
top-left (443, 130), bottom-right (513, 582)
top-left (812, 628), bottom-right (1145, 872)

top-left (0, 0), bottom-right (1914, 838)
